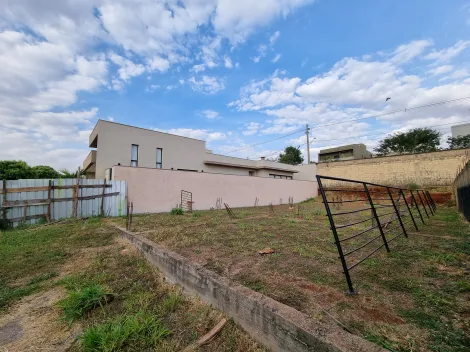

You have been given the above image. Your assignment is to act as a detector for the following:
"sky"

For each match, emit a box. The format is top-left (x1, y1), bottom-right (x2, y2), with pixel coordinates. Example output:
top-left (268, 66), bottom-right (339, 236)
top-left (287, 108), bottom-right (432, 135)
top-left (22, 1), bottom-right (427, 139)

top-left (1, 0), bottom-right (470, 170)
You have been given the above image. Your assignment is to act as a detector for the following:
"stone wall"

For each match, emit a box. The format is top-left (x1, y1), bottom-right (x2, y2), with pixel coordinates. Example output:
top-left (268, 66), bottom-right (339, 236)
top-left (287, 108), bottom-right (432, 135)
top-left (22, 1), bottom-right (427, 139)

top-left (317, 149), bottom-right (470, 189)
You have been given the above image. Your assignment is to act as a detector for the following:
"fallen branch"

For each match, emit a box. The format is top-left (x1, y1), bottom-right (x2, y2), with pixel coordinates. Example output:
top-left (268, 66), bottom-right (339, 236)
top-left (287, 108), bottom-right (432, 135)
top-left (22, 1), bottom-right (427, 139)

top-left (181, 318), bottom-right (228, 351)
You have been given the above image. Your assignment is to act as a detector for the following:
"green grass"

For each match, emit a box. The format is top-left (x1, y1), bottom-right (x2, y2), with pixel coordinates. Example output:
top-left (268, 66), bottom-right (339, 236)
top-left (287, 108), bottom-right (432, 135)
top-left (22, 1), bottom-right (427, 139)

top-left (59, 284), bottom-right (113, 323)
top-left (170, 208), bottom-right (184, 215)
top-left (80, 311), bottom-right (171, 351)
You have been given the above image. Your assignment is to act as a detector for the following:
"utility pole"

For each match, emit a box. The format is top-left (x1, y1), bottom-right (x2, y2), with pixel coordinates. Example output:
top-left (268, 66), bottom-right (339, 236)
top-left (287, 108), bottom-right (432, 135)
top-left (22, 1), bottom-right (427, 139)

top-left (306, 124), bottom-right (311, 164)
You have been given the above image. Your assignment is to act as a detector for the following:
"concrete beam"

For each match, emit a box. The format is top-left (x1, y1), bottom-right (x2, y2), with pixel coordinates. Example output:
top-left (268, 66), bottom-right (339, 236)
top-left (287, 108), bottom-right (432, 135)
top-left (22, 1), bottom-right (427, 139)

top-left (114, 225), bottom-right (386, 352)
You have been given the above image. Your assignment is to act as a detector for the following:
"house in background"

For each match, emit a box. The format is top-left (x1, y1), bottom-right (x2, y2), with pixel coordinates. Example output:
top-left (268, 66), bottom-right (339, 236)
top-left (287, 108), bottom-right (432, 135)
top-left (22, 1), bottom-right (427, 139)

top-left (83, 120), bottom-right (315, 181)
top-left (451, 123), bottom-right (470, 137)
top-left (318, 143), bottom-right (372, 162)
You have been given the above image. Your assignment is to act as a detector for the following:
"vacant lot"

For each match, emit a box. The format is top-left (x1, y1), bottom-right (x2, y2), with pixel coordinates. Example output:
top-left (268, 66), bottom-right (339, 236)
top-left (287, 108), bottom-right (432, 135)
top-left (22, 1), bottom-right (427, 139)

top-left (0, 219), bottom-right (265, 351)
top-left (119, 199), bottom-right (470, 352)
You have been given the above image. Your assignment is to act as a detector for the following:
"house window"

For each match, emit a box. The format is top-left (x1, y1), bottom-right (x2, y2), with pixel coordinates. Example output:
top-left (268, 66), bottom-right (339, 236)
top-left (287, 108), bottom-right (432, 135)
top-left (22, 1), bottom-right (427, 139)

top-left (105, 168), bottom-right (112, 181)
top-left (131, 144), bottom-right (138, 167)
top-left (156, 148), bottom-right (162, 169)
top-left (269, 173), bottom-right (292, 180)
top-left (249, 171), bottom-right (254, 176)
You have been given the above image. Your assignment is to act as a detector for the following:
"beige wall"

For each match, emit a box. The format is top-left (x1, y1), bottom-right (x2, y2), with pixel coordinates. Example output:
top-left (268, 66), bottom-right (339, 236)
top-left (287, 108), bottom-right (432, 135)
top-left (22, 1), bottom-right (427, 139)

top-left (94, 121), bottom-right (207, 179)
top-left (317, 149), bottom-right (470, 187)
top-left (113, 166), bottom-right (317, 213)
top-left (90, 121), bottom-right (313, 181)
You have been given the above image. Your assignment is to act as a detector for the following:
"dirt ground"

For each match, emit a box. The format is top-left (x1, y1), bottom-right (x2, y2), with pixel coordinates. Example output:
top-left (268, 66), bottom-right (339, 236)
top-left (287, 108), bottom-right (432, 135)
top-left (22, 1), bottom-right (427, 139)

top-left (116, 199), bottom-right (470, 352)
top-left (0, 220), bottom-right (266, 352)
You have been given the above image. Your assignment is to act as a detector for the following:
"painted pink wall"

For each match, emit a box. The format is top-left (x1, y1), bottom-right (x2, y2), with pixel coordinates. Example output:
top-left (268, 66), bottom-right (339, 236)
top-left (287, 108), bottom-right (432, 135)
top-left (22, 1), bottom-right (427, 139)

top-left (113, 166), bottom-right (317, 213)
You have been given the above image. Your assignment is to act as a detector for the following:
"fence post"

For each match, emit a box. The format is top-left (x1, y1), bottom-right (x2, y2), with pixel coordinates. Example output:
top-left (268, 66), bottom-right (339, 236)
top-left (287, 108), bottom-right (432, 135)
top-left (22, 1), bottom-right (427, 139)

top-left (401, 190), bottom-right (418, 231)
top-left (47, 180), bottom-right (52, 223)
top-left (316, 176), bottom-right (356, 294)
top-left (363, 184), bottom-right (390, 251)
top-left (385, 187), bottom-right (407, 237)
top-left (2, 180), bottom-right (6, 224)
top-left (426, 191), bottom-right (436, 211)
top-left (410, 191), bottom-right (425, 224)
top-left (416, 191), bottom-right (429, 218)
top-left (100, 180), bottom-right (106, 217)
top-left (421, 190), bottom-right (434, 215)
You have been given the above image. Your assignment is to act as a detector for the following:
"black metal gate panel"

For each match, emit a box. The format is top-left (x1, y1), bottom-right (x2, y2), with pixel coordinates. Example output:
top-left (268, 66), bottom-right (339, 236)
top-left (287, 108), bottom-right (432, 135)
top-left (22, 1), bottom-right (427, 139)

top-left (316, 175), bottom-right (436, 294)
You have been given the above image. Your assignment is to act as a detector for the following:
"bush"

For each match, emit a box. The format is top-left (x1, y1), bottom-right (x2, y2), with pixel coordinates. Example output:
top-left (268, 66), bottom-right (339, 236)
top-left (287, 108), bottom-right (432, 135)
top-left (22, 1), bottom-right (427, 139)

top-left (80, 311), bottom-right (170, 351)
top-left (170, 208), bottom-right (184, 215)
top-left (59, 284), bottom-right (113, 323)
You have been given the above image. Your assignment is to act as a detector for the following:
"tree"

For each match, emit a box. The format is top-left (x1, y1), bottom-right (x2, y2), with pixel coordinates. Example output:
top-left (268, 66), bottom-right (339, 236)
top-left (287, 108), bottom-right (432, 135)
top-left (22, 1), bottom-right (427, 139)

top-left (447, 134), bottom-right (470, 149)
top-left (31, 165), bottom-right (60, 179)
top-left (58, 168), bottom-right (87, 178)
top-left (374, 128), bottom-right (441, 156)
top-left (0, 160), bottom-right (32, 180)
top-left (278, 146), bottom-right (304, 165)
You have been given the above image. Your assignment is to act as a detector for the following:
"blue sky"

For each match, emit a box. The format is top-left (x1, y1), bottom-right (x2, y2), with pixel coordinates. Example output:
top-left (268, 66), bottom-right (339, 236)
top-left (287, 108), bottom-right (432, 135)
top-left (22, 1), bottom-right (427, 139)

top-left (1, 0), bottom-right (470, 169)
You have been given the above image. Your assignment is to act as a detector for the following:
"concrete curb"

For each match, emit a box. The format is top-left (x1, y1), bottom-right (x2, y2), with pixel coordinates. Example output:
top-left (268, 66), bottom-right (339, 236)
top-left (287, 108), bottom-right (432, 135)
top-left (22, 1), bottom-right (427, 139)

top-left (113, 225), bottom-right (386, 352)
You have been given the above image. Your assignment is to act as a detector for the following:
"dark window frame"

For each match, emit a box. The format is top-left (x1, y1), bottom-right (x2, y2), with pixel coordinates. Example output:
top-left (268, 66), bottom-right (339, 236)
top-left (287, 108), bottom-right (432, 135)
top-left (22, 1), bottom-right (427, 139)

top-left (131, 144), bottom-right (139, 167)
top-left (156, 148), bottom-right (163, 169)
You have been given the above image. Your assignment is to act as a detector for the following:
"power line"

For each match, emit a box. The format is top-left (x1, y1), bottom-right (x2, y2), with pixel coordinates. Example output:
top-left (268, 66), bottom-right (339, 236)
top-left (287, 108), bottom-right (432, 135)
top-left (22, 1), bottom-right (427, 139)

top-left (308, 96), bottom-right (470, 132)
top-left (259, 119), bottom-right (470, 159)
top-left (229, 95), bottom-right (470, 156)
top-left (226, 128), bottom-right (304, 154)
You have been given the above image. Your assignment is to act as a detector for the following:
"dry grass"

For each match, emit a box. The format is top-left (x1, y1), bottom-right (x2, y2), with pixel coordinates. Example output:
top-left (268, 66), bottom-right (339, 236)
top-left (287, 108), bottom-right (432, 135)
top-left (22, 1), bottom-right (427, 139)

top-left (0, 219), bottom-right (266, 351)
top-left (116, 199), bottom-right (470, 352)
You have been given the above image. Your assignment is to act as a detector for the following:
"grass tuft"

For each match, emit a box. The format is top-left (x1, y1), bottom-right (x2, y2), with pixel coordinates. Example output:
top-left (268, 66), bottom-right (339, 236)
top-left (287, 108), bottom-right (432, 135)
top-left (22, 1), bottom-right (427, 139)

top-left (59, 284), bottom-right (113, 323)
top-left (80, 311), bottom-right (170, 351)
top-left (170, 208), bottom-right (184, 215)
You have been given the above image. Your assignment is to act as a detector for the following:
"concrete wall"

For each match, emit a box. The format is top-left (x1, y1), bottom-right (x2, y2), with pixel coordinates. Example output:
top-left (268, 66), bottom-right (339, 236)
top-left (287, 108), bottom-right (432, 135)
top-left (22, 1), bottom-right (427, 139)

top-left (89, 121), bottom-right (309, 181)
top-left (92, 120), bottom-right (207, 179)
top-left (116, 226), bottom-right (385, 352)
top-left (317, 149), bottom-right (470, 188)
top-left (113, 166), bottom-right (317, 213)
top-left (451, 123), bottom-right (470, 137)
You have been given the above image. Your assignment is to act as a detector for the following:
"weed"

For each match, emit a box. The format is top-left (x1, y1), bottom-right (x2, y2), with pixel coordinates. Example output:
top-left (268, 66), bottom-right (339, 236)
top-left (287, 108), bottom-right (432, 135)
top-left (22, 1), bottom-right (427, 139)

top-left (59, 284), bottom-right (113, 323)
top-left (27, 272), bottom-right (58, 285)
top-left (0, 282), bottom-right (39, 309)
top-left (160, 293), bottom-right (183, 314)
top-left (407, 183), bottom-right (420, 190)
top-left (242, 279), bottom-right (265, 292)
top-left (300, 197), bottom-right (316, 204)
top-left (312, 208), bottom-right (324, 216)
top-left (80, 311), bottom-right (170, 351)
top-left (192, 212), bottom-right (201, 219)
top-left (170, 208), bottom-right (184, 215)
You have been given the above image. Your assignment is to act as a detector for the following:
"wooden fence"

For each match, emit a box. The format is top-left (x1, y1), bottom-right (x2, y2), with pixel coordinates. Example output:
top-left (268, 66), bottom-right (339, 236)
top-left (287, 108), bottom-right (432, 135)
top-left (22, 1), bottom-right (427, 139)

top-left (0, 178), bottom-right (127, 228)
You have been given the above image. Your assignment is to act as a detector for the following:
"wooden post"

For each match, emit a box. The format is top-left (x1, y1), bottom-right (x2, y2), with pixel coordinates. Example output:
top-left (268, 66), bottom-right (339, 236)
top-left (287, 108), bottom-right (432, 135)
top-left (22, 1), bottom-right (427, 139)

top-left (100, 180), bottom-right (106, 217)
top-left (126, 201), bottom-right (130, 230)
top-left (72, 184), bottom-right (78, 218)
top-left (2, 180), bottom-right (6, 223)
top-left (23, 204), bottom-right (27, 222)
top-left (47, 180), bottom-right (52, 223)
top-left (129, 202), bottom-right (134, 230)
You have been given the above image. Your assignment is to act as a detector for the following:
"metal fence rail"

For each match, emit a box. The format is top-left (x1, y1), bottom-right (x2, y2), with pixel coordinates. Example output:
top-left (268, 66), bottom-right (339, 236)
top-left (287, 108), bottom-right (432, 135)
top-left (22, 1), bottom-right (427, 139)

top-left (316, 175), bottom-right (436, 294)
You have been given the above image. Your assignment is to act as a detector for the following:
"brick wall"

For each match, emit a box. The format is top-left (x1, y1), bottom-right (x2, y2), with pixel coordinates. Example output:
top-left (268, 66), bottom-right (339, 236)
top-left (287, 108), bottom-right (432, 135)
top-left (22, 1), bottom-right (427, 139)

top-left (317, 148), bottom-right (470, 188)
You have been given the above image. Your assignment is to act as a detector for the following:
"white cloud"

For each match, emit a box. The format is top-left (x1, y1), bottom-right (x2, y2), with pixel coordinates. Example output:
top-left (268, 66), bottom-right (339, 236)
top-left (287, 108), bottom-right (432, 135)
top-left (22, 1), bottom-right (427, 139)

top-left (0, 0), bottom-right (317, 169)
top-left (229, 39), bottom-right (470, 151)
top-left (189, 75), bottom-right (225, 94)
top-left (167, 128), bottom-right (227, 142)
top-left (390, 40), bottom-right (433, 64)
top-left (202, 110), bottom-right (220, 119)
top-left (428, 65), bottom-right (454, 76)
top-left (108, 52), bottom-right (145, 82)
top-left (224, 56), bottom-right (234, 68)
top-left (272, 53), bottom-right (281, 63)
top-left (213, 1), bottom-right (313, 43)
top-left (108, 116), bottom-right (115, 121)
top-left (269, 31), bottom-right (280, 46)
top-left (425, 40), bottom-right (470, 64)
top-left (243, 122), bottom-right (263, 135)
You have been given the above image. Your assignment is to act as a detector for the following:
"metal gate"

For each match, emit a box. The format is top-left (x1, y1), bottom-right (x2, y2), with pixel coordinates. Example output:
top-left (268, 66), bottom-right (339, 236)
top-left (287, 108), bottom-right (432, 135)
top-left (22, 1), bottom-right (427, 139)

top-left (181, 190), bottom-right (193, 212)
top-left (316, 175), bottom-right (436, 294)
